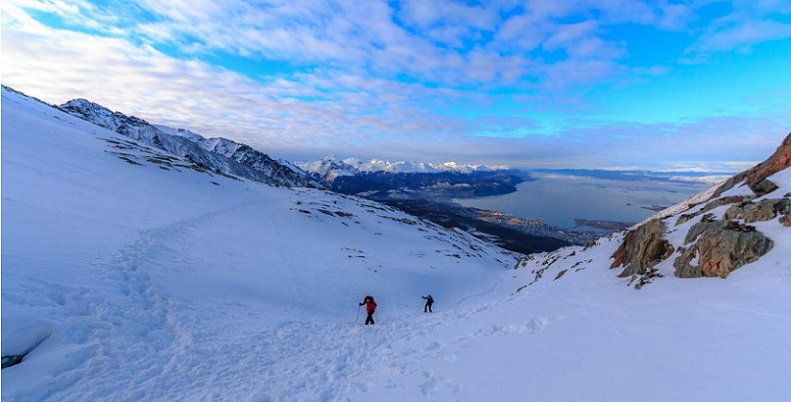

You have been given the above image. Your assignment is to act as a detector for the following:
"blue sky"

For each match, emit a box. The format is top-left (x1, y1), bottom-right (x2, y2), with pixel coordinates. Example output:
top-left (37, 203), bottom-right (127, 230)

top-left (3, 0), bottom-right (790, 169)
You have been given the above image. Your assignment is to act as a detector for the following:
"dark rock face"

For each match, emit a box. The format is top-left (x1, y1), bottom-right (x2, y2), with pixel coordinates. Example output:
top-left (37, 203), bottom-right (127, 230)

top-left (674, 220), bottom-right (774, 278)
top-left (610, 219), bottom-right (674, 279)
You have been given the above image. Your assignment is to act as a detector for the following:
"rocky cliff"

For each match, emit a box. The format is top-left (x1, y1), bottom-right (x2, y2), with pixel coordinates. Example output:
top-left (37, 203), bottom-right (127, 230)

top-left (609, 132), bottom-right (790, 285)
top-left (516, 132), bottom-right (790, 289)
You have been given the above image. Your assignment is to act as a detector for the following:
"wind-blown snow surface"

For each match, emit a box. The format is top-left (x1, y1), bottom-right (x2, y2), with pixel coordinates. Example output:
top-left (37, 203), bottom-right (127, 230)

top-left (3, 86), bottom-right (790, 401)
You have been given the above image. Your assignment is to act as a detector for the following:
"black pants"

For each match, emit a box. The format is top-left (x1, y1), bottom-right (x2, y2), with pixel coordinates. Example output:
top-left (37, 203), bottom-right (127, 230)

top-left (365, 311), bottom-right (375, 325)
top-left (424, 303), bottom-right (433, 313)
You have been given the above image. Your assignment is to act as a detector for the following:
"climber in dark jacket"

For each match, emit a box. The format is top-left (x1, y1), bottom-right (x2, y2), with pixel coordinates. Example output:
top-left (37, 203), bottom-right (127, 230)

top-left (359, 295), bottom-right (377, 325)
top-left (422, 295), bottom-right (434, 313)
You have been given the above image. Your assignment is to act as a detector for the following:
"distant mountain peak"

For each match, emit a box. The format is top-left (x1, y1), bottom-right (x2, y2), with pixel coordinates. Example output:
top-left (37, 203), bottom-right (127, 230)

top-left (299, 156), bottom-right (507, 176)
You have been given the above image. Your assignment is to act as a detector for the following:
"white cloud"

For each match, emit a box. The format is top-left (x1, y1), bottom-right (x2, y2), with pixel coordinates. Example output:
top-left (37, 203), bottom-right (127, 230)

top-left (684, 0), bottom-right (791, 58)
top-left (3, 10), bottom-right (494, 157)
top-left (543, 20), bottom-right (601, 52)
top-left (656, 1), bottom-right (694, 31)
top-left (689, 20), bottom-right (791, 53)
top-left (494, 13), bottom-right (551, 51)
top-left (11, 0), bottom-right (727, 93)
top-left (2, 0), bottom-right (788, 169)
top-left (397, 0), bottom-right (498, 31)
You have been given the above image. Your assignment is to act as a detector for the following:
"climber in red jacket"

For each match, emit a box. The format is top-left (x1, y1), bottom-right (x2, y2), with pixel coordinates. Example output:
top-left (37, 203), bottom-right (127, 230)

top-left (359, 295), bottom-right (377, 325)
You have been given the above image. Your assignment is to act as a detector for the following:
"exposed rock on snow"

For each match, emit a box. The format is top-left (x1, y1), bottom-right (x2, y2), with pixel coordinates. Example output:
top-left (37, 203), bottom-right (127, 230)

top-left (674, 220), bottom-right (774, 278)
top-left (609, 218), bottom-right (673, 285)
top-left (519, 132), bottom-right (790, 289)
top-left (725, 198), bottom-right (791, 223)
top-left (608, 132), bottom-right (791, 283)
top-left (676, 195), bottom-right (753, 226)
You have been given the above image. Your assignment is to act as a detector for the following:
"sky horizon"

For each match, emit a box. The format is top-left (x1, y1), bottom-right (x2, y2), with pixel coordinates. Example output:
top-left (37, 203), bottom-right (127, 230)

top-left (2, 0), bottom-right (790, 169)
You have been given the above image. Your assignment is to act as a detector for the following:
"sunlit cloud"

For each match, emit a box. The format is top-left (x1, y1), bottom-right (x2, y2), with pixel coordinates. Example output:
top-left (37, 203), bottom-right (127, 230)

top-left (689, 20), bottom-right (791, 53)
top-left (683, 0), bottom-right (791, 61)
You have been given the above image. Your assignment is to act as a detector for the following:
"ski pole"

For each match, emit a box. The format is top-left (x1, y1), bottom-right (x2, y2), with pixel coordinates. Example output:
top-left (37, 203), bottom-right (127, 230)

top-left (355, 304), bottom-right (361, 324)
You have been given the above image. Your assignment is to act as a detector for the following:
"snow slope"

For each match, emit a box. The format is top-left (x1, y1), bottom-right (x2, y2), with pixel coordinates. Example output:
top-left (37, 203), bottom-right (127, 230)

top-left (3, 86), bottom-right (790, 401)
top-left (1, 87), bottom-right (514, 400)
top-left (58, 97), bottom-right (312, 187)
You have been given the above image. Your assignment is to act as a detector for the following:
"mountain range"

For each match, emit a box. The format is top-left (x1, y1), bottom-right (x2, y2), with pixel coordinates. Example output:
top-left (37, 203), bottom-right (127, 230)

top-left (46, 89), bottom-right (718, 253)
top-left (299, 155), bottom-right (505, 176)
top-left (2, 85), bottom-right (790, 401)
top-left (298, 154), bottom-right (527, 199)
top-left (24, 87), bottom-right (595, 252)
top-left (57, 96), bottom-right (312, 188)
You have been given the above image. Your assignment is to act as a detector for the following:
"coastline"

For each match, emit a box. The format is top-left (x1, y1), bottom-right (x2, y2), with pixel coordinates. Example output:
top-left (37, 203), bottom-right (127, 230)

top-left (454, 172), bottom-right (711, 230)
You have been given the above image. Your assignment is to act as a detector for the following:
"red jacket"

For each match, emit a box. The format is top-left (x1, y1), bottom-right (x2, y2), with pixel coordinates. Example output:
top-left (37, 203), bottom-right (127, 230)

top-left (362, 298), bottom-right (377, 313)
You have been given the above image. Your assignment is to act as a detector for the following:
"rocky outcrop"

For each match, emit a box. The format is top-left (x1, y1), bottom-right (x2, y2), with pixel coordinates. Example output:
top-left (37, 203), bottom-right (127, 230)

top-left (725, 198), bottom-right (791, 223)
top-left (676, 195), bottom-right (752, 226)
top-left (674, 220), bottom-right (774, 278)
top-left (610, 219), bottom-right (673, 281)
top-left (713, 133), bottom-right (791, 197)
top-left (613, 133), bottom-right (791, 287)
top-left (524, 133), bottom-right (789, 289)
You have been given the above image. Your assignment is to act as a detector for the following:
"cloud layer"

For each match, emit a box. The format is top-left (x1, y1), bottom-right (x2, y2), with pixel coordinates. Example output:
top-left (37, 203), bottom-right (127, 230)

top-left (3, 0), bottom-right (790, 168)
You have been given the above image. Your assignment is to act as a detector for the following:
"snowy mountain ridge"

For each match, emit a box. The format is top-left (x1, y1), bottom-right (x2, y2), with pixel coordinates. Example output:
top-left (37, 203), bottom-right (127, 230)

top-left (58, 96), bottom-right (313, 188)
top-left (13, 87), bottom-right (583, 255)
top-left (299, 155), bottom-right (506, 179)
top-left (298, 154), bottom-right (527, 204)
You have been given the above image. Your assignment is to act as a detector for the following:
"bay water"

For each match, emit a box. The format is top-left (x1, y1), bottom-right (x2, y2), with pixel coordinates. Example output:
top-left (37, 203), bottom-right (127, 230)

top-left (455, 172), bottom-right (713, 230)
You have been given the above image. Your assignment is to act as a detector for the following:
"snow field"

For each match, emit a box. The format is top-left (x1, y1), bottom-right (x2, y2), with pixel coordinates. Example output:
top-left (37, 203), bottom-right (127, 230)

top-left (3, 87), bottom-right (790, 401)
top-left (1, 88), bottom-right (516, 400)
